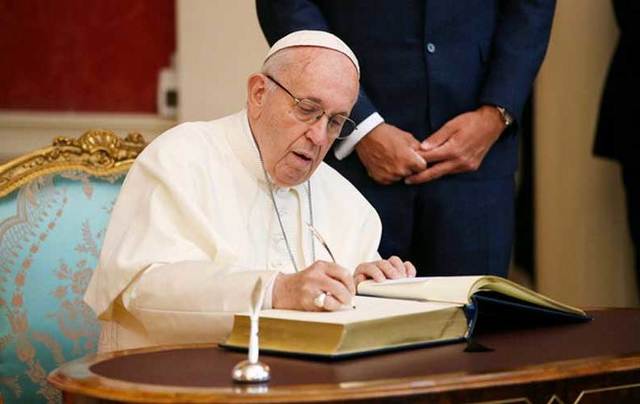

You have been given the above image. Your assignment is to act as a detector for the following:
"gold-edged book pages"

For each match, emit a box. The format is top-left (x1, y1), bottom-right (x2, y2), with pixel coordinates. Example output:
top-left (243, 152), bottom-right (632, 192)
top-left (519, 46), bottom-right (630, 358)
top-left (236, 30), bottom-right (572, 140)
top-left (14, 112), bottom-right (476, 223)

top-left (222, 296), bottom-right (468, 358)
top-left (357, 276), bottom-right (587, 317)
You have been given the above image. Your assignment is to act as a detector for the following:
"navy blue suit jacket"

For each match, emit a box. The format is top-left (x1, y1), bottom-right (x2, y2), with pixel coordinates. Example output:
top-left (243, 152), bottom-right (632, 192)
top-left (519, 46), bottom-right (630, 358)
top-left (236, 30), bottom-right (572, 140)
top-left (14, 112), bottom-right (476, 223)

top-left (594, 0), bottom-right (640, 164)
top-left (257, 0), bottom-right (556, 179)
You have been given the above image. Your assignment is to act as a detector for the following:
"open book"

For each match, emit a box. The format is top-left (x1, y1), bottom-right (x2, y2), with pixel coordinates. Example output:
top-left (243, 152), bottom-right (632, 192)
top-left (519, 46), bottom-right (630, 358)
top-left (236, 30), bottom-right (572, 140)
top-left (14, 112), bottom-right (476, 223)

top-left (222, 276), bottom-right (589, 358)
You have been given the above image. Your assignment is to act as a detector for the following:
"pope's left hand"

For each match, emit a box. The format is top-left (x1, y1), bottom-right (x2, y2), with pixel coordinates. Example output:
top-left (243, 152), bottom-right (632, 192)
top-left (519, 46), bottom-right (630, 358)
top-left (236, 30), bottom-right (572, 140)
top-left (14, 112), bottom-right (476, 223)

top-left (353, 256), bottom-right (416, 286)
top-left (405, 105), bottom-right (506, 184)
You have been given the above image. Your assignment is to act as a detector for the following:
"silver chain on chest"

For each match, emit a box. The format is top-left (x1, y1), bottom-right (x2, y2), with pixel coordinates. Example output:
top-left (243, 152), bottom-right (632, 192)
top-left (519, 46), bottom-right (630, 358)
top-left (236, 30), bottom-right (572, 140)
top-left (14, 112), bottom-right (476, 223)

top-left (250, 134), bottom-right (316, 272)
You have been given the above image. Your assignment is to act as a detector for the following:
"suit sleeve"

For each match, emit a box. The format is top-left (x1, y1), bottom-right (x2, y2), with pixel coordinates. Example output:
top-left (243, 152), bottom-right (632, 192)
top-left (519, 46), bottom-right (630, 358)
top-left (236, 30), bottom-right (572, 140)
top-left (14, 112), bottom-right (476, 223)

top-left (479, 0), bottom-right (556, 125)
top-left (255, 0), bottom-right (379, 125)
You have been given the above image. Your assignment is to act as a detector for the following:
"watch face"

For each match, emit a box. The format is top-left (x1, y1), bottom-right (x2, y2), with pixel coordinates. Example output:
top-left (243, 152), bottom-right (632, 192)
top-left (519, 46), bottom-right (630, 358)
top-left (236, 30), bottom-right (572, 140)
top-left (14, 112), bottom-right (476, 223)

top-left (497, 107), bottom-right (513, 126)
top-left (505, 113), bottom-right (513, 126)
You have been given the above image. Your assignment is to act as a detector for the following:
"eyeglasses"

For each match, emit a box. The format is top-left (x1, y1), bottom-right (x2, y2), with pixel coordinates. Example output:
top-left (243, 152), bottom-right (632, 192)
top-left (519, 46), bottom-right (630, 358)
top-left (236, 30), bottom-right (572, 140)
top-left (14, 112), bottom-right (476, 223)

top-left (265, 74), bottom-right (356, 139)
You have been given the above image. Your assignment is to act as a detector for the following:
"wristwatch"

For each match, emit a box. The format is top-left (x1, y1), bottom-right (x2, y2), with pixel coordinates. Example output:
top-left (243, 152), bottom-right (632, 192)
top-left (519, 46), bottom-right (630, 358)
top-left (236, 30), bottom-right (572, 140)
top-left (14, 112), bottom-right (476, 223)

top-left (496, 106), bottom-right (514, 127)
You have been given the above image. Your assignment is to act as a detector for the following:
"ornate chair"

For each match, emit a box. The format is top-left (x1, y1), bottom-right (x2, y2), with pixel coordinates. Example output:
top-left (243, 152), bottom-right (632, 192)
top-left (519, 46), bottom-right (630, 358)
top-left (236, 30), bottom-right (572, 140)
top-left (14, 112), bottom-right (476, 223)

top-left (0, 130), bottom-right (146, 403)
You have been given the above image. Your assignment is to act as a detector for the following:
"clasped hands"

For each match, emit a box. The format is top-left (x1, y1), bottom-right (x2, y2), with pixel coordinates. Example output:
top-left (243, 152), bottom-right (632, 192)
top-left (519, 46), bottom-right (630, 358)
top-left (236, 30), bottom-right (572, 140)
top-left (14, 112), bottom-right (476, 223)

top-left (272, 256), bottom-right (416, 312)
top-left (355, 105), bottom-right (507, 185)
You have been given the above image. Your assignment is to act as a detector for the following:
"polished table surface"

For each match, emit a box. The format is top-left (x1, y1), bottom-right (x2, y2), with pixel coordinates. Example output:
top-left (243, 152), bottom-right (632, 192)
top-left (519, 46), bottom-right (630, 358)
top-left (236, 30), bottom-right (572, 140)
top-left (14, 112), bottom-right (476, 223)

top-left (48, 309), bottom-right (640, 403)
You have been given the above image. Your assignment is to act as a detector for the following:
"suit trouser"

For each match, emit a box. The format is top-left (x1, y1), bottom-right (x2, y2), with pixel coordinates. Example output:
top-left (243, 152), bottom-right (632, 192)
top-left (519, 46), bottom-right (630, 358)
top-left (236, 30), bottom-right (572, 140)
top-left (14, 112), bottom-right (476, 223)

top-left (328, 154), bottom-right (515, 277)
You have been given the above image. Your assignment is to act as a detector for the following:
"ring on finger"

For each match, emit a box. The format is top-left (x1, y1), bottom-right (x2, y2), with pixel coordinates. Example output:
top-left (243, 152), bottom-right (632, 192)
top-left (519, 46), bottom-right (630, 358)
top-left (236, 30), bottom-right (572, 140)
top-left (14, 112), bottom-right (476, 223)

top-left (313, 292), bottom-right (327, 308)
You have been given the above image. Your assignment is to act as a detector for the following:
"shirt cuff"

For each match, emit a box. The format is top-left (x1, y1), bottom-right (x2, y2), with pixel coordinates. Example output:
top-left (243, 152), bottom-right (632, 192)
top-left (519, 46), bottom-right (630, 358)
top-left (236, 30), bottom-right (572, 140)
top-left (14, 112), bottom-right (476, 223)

top-left (334, 113), bottom-right (384, 160)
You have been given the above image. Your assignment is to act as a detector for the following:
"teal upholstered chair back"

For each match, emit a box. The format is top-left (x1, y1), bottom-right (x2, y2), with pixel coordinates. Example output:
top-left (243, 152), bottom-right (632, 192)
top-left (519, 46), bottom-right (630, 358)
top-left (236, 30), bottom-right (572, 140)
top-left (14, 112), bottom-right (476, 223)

top-left (0, 131), bottom-right (146, 404)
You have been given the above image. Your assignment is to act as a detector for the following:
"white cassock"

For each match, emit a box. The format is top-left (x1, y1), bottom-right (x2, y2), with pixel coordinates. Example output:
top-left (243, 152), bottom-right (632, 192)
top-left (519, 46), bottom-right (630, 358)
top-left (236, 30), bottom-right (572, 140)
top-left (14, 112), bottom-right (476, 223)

top-left (84, 110), bottom-right (382, 352)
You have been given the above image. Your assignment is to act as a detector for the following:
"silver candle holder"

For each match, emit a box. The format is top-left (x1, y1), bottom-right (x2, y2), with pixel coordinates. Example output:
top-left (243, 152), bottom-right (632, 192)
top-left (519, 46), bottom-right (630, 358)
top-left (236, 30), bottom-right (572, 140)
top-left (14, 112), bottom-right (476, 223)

top-left (232, 278), bottom-right (271, 383)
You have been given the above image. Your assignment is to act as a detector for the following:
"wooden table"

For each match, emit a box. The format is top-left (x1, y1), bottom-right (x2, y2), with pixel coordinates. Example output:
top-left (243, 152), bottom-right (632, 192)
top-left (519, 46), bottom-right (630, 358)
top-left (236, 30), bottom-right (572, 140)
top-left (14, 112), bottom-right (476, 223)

top-left (48, 309), bottom-right (640, 403)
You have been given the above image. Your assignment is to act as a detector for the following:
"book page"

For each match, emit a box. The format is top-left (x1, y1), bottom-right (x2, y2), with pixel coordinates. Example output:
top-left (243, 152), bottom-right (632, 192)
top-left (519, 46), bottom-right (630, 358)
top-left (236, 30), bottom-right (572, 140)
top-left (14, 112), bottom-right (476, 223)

top-left (475, 277), bottom-right (586, 315)
top-left (252, 296), bottom-right (461, 324)
top-left (357, 276), bottom-right (483, 304)
top-left (357, 276), bottom-right (585, 316)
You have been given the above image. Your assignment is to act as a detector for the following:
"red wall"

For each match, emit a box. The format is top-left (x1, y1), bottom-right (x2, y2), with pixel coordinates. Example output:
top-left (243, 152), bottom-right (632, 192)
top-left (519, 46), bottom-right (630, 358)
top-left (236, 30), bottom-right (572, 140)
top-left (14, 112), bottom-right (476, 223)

top-left (0, 0), bottom-right (175, 113)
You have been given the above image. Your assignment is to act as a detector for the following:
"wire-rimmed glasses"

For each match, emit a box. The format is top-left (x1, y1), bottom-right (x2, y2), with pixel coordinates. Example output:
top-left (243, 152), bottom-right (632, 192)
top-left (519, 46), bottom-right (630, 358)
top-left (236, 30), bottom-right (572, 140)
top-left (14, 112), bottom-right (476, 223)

top-left (265, 74), bottom-right (356, 139)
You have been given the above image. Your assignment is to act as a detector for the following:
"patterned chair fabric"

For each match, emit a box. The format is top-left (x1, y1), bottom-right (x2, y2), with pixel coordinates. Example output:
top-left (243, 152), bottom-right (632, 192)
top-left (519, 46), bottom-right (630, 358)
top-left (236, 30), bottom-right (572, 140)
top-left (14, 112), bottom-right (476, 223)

top-left (0, 131), bottom-right (146, 404)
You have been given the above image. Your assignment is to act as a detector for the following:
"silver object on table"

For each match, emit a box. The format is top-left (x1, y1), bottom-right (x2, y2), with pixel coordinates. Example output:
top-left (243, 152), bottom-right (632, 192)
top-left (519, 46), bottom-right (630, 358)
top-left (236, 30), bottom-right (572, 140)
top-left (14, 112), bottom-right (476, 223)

top-left (232, 278), bottom-right (271, 383)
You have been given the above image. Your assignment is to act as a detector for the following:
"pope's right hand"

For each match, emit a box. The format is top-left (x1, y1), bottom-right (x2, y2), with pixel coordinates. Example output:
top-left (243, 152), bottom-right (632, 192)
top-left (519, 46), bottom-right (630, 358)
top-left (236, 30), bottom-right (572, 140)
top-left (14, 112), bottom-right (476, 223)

top-left (272, 261), bottom-right (356, 312)
top-left (355, 123), bottom-right (427, 184)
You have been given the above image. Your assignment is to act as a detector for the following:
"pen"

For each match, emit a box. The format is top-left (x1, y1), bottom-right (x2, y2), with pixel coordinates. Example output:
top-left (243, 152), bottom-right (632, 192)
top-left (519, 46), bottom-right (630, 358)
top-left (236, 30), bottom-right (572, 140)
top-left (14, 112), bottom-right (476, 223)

top-left (306, 222), bottom-right (356, 310)
top-left (305, 222), bottom-right (336, 263)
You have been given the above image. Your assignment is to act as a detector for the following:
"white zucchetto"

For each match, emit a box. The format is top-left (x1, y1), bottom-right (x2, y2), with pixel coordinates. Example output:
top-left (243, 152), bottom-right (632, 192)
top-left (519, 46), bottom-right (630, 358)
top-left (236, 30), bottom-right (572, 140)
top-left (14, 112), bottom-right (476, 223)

top-left (263, 30), bottom-right (360, 77)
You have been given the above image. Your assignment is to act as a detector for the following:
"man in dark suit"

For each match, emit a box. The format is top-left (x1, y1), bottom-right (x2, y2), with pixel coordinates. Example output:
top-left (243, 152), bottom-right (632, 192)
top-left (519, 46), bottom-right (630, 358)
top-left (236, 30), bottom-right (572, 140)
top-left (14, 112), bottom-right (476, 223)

top-left (594, 0), bottom-right (639, 290)
top-left (256, 0), bottom-right (556, 277)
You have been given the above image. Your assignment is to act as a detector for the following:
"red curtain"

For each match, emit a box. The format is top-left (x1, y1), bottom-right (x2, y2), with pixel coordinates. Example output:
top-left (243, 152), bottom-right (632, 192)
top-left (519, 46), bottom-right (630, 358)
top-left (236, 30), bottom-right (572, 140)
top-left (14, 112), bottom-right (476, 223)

top-left (0, 0), bottom-right (176, 113)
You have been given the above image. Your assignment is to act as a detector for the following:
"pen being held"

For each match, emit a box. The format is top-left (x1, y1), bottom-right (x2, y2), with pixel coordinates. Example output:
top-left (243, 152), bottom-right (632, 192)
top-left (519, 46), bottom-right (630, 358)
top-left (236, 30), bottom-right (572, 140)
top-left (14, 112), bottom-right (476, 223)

top-left (306, 222), bottom-right (355, 310)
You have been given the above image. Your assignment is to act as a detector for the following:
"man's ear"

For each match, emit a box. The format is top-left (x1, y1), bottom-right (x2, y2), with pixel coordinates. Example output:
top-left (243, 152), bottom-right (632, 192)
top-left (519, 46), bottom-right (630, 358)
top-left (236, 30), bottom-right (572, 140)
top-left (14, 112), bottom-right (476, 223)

top-left (247, 74), bottom-right (268, 118)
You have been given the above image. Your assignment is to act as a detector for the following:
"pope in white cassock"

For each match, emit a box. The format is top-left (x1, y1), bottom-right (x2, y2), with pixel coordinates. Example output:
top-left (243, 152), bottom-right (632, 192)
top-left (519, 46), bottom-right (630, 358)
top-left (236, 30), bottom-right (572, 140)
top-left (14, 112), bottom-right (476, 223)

top-left (85, 31), bottom-right (417, 352)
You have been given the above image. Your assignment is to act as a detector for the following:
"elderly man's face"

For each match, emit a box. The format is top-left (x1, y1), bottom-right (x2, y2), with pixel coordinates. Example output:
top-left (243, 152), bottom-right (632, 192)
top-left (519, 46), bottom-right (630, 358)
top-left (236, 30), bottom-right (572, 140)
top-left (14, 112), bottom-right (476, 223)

top-left (249, 48), bottom-right (359, 187)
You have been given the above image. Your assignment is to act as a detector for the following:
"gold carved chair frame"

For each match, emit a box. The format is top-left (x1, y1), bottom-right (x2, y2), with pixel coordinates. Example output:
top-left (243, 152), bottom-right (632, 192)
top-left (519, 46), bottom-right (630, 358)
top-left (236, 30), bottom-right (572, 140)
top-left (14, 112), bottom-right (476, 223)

top-left (0, 130), bottom-right (147, 197)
